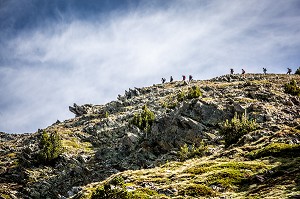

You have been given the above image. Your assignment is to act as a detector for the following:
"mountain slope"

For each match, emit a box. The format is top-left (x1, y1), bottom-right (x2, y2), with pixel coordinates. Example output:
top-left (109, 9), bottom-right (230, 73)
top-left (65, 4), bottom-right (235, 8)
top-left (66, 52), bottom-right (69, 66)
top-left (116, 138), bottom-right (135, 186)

top-left (1, 73), bottom-right (300, 199)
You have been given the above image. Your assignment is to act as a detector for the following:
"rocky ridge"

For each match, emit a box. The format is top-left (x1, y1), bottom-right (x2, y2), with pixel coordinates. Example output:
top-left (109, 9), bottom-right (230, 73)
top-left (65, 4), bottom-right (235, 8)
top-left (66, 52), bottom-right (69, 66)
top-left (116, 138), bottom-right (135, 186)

top-left (1, 73), bottom-right (300, 199)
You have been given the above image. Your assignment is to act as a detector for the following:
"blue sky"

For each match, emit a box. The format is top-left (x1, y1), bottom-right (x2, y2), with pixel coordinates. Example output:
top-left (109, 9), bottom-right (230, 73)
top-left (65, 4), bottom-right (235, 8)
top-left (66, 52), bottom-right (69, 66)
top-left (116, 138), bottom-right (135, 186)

top-left (1, 0), bottom-right (300, 133)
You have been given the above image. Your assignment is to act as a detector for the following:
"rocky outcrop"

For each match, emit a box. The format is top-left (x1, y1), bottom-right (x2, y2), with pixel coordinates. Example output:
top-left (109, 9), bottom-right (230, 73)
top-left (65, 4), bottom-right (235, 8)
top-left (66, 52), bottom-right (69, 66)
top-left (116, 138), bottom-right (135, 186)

top-left (1, 74), bottom-right (300, 198)
top-left (69, 103), bottom-right (89, 116)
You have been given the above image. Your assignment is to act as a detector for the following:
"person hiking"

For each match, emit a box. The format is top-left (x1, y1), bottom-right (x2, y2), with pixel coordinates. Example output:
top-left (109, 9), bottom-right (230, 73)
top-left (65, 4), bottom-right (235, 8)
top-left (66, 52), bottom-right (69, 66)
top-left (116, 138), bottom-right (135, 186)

top-left (182, 75), bottom-right (186, 81)
top-left (189, 75), bottom-right (193, 82)
top-left (263, 68), bottom-right (267, 75)
top-left (230, 68), bottom-right (234, 75)
top-left (242, 69), bottom-right (245, 74)
top-left (161, 78), bottom-right (166, 84)
top-left (287, 68), bottom-right (292, 75)
top-left (170, 76), bottom-right (173, 82)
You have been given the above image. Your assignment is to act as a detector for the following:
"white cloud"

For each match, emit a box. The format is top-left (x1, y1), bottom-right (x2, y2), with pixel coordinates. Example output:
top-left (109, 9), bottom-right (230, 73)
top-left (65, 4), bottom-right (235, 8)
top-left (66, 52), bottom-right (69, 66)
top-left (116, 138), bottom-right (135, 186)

top-left (1, 0), bottom-right (300, 133)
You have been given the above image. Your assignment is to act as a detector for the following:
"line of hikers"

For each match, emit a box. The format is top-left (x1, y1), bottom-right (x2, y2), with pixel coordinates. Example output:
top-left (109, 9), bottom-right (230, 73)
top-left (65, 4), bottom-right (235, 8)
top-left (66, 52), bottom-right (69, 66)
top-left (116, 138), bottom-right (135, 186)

top-left (162, 67), bottom-right (295, 84)
top-left (230, 67), bottom-right (293, 75)
top-left (161, 75), bottom-right (193, 84)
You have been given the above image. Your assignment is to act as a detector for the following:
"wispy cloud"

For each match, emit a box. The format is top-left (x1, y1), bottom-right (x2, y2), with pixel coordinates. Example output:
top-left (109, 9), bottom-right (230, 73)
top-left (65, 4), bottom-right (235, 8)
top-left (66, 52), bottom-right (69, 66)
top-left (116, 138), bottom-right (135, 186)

top-left (1, 0), bottom-right (300, 133)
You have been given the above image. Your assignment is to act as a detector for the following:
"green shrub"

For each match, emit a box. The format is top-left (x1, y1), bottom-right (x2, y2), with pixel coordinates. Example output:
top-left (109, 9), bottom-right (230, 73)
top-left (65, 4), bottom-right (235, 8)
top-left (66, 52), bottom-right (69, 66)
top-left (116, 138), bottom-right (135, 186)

top-left (92, 186), bottom-right (159, 199)
top-left (91, 185), bottom-right (131, 199)
top-left (110, 175), bottom-right (125, 188)
top-left (91, 176), bottom-right (159, 199)
top-left (295, 67), bottom-right (300, 75)
top-left (167, 102), bottom-right (178, 109)
top-left (177, 90), bottom-right (185, 102)
top-left (184, 163), bottom-right (214, 175)
top-left (162, 87), bottom-right (202, 110)
top-left (131, 105), bottom-right (155, 132)
top-left (220, 113), bottom-right (258, 147)
top-left (92, 176), bottom-right (130, 199)
top-left (247, 143), bottom-right (300, 159)
top-left (105, 111), bottom-right (109, 118)
top-left (131, 188), bottom-right (159, 199)
top-left (206, 168), bottom-right (245, 189)
top-left (37, 131), bottom-right (63, 164)
top-left (187, 86), bottom-right (202, 99)
top-left (284, 80), bottom-right (300, 96)
top-left (162, 97), bottom-right (178, 109)
top-left (178, 184), bottom-right (215, 197)
top-left (179, 143), bottom-right (207, 161)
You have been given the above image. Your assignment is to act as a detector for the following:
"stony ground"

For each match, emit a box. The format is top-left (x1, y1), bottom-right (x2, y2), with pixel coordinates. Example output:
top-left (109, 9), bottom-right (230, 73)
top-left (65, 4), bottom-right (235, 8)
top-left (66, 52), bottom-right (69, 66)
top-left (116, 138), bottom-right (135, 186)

top-left (1, 73), bottom-right (300, 199)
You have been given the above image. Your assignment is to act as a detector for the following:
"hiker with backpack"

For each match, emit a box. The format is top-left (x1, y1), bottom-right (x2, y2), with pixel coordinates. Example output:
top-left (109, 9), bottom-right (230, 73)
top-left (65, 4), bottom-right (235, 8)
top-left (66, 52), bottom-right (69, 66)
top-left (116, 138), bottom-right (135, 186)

top-left (263, 68), bottom-right (267, 75)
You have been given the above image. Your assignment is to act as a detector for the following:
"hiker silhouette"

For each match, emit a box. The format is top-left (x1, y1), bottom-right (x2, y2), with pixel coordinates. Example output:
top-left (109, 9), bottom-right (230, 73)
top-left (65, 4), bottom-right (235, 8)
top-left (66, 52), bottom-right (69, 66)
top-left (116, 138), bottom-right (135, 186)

top-left (263, 68), bottom-right (267, 75)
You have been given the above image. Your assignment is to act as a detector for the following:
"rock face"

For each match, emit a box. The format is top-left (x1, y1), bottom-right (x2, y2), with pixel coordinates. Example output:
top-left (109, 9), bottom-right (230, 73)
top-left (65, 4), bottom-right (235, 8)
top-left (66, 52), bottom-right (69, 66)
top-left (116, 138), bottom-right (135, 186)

top-left (1, 74), bottom-right (300, 198)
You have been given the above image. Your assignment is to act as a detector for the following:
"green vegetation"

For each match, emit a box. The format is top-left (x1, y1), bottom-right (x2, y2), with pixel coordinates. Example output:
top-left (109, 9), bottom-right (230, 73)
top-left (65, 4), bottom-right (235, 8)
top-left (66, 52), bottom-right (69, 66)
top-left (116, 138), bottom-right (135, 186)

top-left (186, 86), bottom-right (202, 99)
top-left (162, 100), bottom-right (178, 109)
top-left (178, 143), bottom-right (207, 161)
top-left (130, 188), bottom-right (159, 199)
top-left (177, 90), bottom-right (185, 102)
top-left (110, 175), bottom-right (125, 187)
top-left (87, 159), bottom-right (272, 199)
top-left (162, 86), bottom-right (202, 110)
top-left (185, 161), bottom-right (268, 191)
top-left (62, 138), bottom-right (80, 149)
top-left (284, 80), bottom-right (300, 96)
top-left (206, 168), bottom-right (246, 189)
top-left (37, 131), bottom-right (64, 164)
top-left (91, 176), bottom-right (127, 199)
top-left (91, 176), bottom-right (159, 199)
top-left (220, 112), bottom-right (258, 147)
top-left (131, 105), bottom-right (155, 132)
top-left (247, 143), bottom-right (300, 159)
top-left (295, 67), bottom-right (300, 75)
top-left (0, 193), bottom-right (12, 199)
top-left (178, 184), bottom-right (215, 197)
top-left (91, 185), bottom-right (130, 199)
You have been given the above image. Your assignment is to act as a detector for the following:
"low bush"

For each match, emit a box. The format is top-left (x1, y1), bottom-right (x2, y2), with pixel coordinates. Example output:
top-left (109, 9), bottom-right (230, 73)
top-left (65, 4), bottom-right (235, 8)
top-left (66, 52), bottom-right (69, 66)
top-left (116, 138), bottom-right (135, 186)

top-left (91, 185), bottom-right (130, 199)
top-left (179, 143), bottom-right (207, 161)
top-left (206, 168), bottom-right (246, 190)
top-left (131, 188), bottom-right (159, 199)
top-left (37, 131), bottom-right (63, 164)
top-left (247, 143), bottom-right (300, 159)
top-left (91, 176), bottom-right (129, 199)
top-left (131, 105), bottom-right (155, 132)
top-left (91, 176), bottom-right (159, 199)
top-left (110, 175), bottom-right (125, 188)
top-left (220, 113), bottom-right (258, 147)
top-left (184, 163), bottom-right (214, 175)
top-left (178, 184), bottom-right (215, 197)
top-left (187, 86), bottom-right (202, 99)
top-left (177, 90), bottom-right (185, 102)
top-left (162, 87), bottom-right (202, 110)
top-left (284, 80), bottom-right (300, 96)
